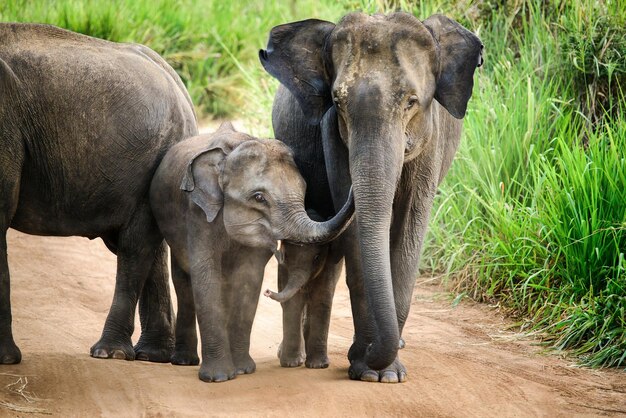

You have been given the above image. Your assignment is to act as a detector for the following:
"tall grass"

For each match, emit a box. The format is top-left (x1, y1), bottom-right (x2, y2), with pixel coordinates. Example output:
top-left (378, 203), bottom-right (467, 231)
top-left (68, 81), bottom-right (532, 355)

top-left (2, 0), bottom-right (624, 367)
top-left (424, 0), bottom-right (626, 368)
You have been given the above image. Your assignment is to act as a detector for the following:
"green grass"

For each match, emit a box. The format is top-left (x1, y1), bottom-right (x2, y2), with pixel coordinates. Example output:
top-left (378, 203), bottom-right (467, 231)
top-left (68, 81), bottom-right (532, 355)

top-left (423, 0), bottom-right (626, 368)
top-left (0, 0), bottom-right (345, 122)
top-left (2, 0), bottom-right (625, 368)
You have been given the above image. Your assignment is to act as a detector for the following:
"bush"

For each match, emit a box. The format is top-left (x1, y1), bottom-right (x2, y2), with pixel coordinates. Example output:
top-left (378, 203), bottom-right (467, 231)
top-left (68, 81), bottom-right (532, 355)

top-left (560, 1), bottom-right (626, 123)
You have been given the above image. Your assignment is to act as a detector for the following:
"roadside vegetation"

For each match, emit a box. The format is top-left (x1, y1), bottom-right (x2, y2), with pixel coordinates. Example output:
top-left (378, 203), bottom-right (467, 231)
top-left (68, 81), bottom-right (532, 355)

top-left (2, 0), bottom-right (624, 368)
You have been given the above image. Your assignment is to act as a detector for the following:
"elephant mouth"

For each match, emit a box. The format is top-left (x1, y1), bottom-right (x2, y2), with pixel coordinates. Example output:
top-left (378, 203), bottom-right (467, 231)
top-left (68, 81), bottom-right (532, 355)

top-left (225, 220), bottom-right (275, 249)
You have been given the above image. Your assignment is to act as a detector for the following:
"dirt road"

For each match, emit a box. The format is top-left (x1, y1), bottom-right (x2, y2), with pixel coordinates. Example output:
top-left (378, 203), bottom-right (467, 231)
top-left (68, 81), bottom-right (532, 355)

top-left (1, 229), bottom-right (624, 417)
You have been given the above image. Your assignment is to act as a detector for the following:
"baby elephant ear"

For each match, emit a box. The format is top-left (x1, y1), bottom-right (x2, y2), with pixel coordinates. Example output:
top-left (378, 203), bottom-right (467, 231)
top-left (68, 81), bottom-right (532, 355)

top-left (180, 145), bottom-right (228, 223)
top-left (423, 14), bottom-right (484, 119)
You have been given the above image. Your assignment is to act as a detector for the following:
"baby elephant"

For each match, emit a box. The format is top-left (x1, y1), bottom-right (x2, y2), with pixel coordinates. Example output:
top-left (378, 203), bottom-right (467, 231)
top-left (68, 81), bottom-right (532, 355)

top-left (150, 123), bottom-right (353, 382)
top-left (264, 210), bottom-right (337, 368)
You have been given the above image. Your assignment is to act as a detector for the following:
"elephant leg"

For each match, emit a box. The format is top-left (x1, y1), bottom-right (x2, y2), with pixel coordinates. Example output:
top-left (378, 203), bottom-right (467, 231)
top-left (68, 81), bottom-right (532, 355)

top-left (90, 203), bottom-right (162, 360)
top-left (342, 234), bottom-right (382, 382)
top-left (277, 262), bottom-right (306, 367)
top-left (191, 251), bottom-right (235, 382)
top-left (0, 144), bottom-right (24, 364)
top-left (391, 180), bottom-right (437, 342)
top-left (134, 240), bottom-right (175, 363)
top-left (303, 254), bottom-right (342, 369)
top-left (226, 249), bottom-right (270, 375)
top-left (366, 169), bottom-right (437, 383)
top-left (0, 231), bottom-right (20, 365)
top-left (170, 254), bottom-right (199, 366)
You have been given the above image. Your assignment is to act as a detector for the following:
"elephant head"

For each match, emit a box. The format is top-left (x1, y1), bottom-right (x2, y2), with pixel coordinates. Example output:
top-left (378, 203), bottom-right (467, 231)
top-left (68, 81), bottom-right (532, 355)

top-left (260, 13), bottom-right (482, 370)
top-left (181, 123), bottom-right (354, 251)
top-left (263, 210), bottom-right (330, 303)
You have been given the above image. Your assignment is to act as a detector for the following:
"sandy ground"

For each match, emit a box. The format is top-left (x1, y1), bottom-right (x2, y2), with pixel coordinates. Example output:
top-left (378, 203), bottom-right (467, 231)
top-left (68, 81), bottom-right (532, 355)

top-left (1, 229), bottom-right (625, 417)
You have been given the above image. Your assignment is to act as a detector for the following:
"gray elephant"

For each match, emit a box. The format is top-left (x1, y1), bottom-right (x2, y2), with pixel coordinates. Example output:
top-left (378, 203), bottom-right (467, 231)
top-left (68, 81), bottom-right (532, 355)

top-left (260, 12), bottom-right (483, 382)
top-left (263, 210), bottom-right (338, 369)
top-left (0, 23), bottom-right (197, 364)
top-left (149, 123), bottom-right (354, 382)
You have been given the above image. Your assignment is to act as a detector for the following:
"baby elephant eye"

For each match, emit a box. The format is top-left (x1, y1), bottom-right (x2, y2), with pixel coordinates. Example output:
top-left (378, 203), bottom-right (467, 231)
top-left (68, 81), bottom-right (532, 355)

top-left (405, 95), bottom-right (419, 111)
top-left (253, 192), bottom-right (266, 203)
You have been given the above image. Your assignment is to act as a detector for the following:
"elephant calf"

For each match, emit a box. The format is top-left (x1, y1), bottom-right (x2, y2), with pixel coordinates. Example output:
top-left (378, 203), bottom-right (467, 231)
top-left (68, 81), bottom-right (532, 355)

top-left (264, 211), bottom-right (339, 369)
top-left (150, 123), bottom-right (353, 382)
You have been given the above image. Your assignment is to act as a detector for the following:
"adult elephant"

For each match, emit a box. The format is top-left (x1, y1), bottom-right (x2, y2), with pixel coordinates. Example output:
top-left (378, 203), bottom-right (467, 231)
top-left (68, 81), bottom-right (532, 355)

top-left (260, 12), bottom-right (482, 382)
top-left (0, 23), bottom-right (197, 364)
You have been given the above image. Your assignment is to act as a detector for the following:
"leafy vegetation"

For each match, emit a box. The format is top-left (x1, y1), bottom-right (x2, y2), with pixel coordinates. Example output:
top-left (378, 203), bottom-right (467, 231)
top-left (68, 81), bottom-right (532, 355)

top-left (422, 0), bottom-right (626, 368)
top-left (2, 0), bottom-right (624, 368)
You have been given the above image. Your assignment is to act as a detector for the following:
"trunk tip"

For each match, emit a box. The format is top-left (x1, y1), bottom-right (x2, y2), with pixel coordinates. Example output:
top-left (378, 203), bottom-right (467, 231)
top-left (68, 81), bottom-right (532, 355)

top-left (264, 288), bottom-right (282, 302)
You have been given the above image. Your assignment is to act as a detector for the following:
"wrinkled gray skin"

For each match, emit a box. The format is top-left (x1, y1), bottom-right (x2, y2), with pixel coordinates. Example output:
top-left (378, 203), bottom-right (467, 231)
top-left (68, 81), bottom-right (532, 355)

top-left (263, 211), bottom-right (336, 368)
top-left (0, 23), bottom-right (197, 364)
top-left (265, 230), bottom-right (406, 369)
top-left (260, 12), bottom-right (482, 382)
top-left (150, 123), bottom-right (354, 382)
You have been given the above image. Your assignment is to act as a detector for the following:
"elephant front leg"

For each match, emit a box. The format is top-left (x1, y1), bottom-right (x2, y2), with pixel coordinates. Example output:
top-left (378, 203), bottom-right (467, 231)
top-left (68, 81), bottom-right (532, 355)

top-left (340, 224), bottom-right (408, 383)
top-left (192, 257), bottom-right (235, 382)
top-left (91, 205), bottom-right (162, 360)
top-left (303, 256), bottom-right (343, 369)
top-left (277, 262), bottom-right (306, 367)
top-left (226, 249), bottom-right (271, 375)
top-left (134, 240), bottom-right (175, 363)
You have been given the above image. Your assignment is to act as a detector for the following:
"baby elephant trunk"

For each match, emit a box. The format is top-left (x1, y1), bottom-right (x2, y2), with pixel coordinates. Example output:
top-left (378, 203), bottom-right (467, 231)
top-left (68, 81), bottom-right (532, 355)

top-left (263, 269), bottom-right (309, 303)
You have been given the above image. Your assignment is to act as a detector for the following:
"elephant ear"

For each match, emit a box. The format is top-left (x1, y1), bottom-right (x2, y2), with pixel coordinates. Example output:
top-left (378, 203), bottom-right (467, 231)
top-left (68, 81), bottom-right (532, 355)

top-left (259, 19), bottom-right (336, 124)
top-left (423, 14), bottom-right (484, 119)
top-left (180, 125), bottom-right (241, 222)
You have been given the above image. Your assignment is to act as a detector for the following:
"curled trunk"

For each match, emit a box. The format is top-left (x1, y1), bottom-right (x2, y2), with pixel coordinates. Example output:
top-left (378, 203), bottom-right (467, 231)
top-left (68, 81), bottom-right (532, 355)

top-left (280, 188), bottom-right (354, 245)
top-left (263, 270), bottom-right (308, 303)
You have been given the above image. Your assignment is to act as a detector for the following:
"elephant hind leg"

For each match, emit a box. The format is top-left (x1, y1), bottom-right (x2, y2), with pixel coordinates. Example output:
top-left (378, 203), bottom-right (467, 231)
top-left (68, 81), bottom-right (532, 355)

top-left (90, 202), bottom-right (163, 361)
top-left (0, 140), bottom-right (23, 364)
top-left (0, 232), bottom-right (20, 364)
top-left (134, 240), bottom-right (175, 363)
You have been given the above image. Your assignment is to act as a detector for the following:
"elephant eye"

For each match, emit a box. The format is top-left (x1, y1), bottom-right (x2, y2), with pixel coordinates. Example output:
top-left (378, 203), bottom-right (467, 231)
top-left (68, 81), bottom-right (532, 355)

top-left (405, 95), bottom-right (419, 111)
top-left (253, 192), bottom-right (266, 203)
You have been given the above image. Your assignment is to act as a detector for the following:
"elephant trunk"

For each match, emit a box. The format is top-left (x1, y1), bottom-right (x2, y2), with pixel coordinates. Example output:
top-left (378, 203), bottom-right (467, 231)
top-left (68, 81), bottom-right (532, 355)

top-left (350, 127), bottom-right (404, 371)
top-left (263, 270), bottom-right (309, 303)
top-left (279, 188), bottom-right (354, 245)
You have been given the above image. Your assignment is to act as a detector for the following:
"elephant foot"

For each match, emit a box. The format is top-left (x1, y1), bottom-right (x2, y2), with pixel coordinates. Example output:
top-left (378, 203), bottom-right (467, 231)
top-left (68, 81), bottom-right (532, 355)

top-left (305, 353), bottom-right (329, 369)
top-left (134, 338), bottom-right (174, 363)
top-left (198, 358), bottom-right (237, 383)
top-left (278, 342), bottom-right (304, 367)
top-left (171, 348), bottom-right (200, 366)
top-left (233, 353), bottom-right (256, 375)
top-left (0, 340), bottom-right (22, 364)
top-left (90, 338), bottom-right (135, 361)
top-left (135, 344), bottom-right (172, 363)
top-left (348, 357), bottom-right (407, 383)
